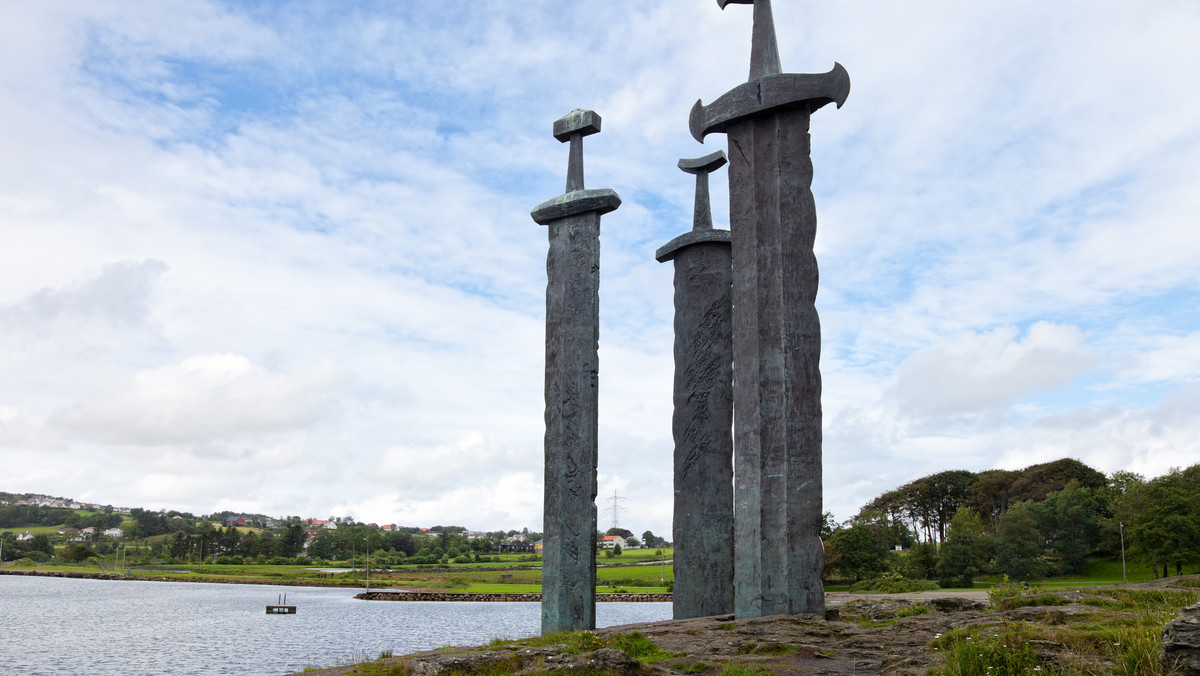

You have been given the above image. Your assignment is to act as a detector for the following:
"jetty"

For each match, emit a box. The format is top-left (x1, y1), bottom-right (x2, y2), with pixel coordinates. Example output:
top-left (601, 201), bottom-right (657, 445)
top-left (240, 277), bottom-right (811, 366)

top-left (267, 593), bottom-right (296, 614)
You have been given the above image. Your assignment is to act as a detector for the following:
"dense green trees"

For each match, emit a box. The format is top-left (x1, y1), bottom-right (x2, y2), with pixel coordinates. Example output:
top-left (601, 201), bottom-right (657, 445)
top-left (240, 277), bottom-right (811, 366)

top-left (1112, 468), bottom-right (1200, 577)
top-left (829, 524), bottom-right (888, 581)
top-left (829, 460), bottom-right (1200, 584)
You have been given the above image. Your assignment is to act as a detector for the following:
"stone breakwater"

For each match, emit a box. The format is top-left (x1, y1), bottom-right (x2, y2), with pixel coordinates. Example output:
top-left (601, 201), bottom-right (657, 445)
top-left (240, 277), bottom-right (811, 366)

top-left (355, 591), bottom-right (672, 603)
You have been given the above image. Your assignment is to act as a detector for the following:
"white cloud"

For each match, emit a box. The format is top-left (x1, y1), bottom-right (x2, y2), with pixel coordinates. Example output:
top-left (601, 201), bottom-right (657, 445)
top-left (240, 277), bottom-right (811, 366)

top-left (2, 0), bottom-right (1200, 537)
top-left (891, 322), bottom-right (1094, 423)
top-left (52, 354), bottom-right (344, 445)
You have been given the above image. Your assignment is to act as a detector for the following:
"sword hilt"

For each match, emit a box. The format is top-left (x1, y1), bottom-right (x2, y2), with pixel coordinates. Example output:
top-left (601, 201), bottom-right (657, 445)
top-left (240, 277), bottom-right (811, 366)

top-left (717, 0), bottom-right (782, 80)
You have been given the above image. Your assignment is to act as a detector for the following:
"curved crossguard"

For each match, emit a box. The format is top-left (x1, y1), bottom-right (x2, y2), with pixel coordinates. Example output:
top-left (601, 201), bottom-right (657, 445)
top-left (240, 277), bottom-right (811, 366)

top-left (689, 65), bottom-right (850, 143)
top-left (717, 0), bottom-right (781, 80)
top-left (679, 151), bottom-right (727, 231)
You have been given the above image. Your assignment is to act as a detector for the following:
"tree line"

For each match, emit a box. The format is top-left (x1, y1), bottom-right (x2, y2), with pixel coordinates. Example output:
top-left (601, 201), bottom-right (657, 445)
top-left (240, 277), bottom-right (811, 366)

top-left (827, 459), bottom-right (1200, 585)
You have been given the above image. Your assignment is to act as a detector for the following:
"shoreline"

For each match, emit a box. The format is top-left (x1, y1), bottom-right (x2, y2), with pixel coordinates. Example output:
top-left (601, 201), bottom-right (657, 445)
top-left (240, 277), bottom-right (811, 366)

top-left (0, 569), bottom-right (671, 599)
top-left (3, 568), bottom-right (994, 605)
top-left (355, 590), bottom-right (671, 602)
top-left (1, 568), bottom-right (379, 589)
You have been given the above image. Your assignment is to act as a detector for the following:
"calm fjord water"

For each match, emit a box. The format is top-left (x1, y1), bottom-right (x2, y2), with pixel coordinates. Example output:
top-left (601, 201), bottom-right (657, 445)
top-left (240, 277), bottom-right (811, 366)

top-left (0, 575), bottom-right (670, 675)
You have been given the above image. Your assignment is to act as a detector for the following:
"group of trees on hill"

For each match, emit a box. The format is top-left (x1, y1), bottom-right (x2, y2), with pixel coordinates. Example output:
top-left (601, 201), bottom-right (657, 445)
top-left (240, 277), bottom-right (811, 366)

top-left (827, 459), bottom-right (1200, 585)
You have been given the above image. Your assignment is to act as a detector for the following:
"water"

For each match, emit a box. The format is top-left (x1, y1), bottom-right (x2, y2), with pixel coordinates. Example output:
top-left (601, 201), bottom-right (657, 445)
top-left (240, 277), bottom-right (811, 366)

top-left (0, 575), bottom-right (670, 676)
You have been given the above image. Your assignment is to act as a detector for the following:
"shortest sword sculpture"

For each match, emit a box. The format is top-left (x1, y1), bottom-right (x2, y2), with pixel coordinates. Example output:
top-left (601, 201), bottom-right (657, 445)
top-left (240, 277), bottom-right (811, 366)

top-left (656, 150), bottom-right (735, 620)
top-left (532, 109), bottom-right (620, 634)
top-left (692, 0), bottom-right (849, 618)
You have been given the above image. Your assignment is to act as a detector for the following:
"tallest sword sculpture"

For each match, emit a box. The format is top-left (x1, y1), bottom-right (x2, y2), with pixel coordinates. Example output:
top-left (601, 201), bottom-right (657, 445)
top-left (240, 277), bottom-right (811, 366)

top-left (690, 0), bottom-right (849, 618)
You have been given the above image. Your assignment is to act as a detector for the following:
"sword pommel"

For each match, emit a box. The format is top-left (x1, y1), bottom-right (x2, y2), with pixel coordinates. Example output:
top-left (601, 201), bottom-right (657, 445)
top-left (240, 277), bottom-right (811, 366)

top-left (553, 109), bottom-right (601, 142)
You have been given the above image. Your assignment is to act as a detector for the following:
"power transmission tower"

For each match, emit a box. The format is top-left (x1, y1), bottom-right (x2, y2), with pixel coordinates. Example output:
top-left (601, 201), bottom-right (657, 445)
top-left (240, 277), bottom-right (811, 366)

top-left (604, 490), bottom-right (626, 531)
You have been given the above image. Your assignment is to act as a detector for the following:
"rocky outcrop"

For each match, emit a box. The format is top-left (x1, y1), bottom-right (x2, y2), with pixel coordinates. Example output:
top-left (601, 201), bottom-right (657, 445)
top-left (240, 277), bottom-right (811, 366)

top-left (1162, 602), bottom-right (1200, 675)
top-left (354, 591), bottom-right (672, 603)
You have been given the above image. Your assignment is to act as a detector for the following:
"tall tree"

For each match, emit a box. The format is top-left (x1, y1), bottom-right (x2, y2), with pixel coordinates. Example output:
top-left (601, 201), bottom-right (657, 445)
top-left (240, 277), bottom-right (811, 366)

top-left (1034, 480), bottom-right (1101, 575)
top-left (279, 522), bottom-right (307, 558)
top-left (936, 507), bottom-right (990, 586)
top-left (993, 501), bottom-right (1047, 580)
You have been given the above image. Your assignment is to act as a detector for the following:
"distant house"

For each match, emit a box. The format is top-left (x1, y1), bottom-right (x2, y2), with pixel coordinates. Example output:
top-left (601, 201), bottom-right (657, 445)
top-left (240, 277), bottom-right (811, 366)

top-left (307, 519), bottom-right (336, 530)
top-left (104, 528), bottom-right (123, 539)
top-left (381, 524), bottom-right (396, 532)
top-left (225, 517), bottom-right (247, 527)
top-left (598, 535), bottom-right (623, 550)
top-left (17, 531), bottom-right (33, 541)
top-left (57, 526), bottom-right (80, 536)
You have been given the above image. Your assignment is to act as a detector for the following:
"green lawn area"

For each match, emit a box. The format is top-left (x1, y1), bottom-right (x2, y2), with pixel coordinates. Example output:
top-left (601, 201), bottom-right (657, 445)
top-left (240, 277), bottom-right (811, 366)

top-left (1, 524), bottom-right (65, 536)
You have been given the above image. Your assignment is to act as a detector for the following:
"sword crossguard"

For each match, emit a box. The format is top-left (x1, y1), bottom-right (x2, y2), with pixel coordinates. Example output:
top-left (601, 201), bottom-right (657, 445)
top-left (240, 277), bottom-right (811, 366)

top-left (689, 64), bottom-right (850, 143)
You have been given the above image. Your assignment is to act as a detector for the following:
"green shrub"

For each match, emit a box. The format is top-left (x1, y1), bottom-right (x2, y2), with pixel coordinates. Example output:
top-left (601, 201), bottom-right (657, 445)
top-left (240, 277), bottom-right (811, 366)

top-left (987, 575), bottom-right (1024, 609)
top-left (849, 572), bottom-right (940, 593)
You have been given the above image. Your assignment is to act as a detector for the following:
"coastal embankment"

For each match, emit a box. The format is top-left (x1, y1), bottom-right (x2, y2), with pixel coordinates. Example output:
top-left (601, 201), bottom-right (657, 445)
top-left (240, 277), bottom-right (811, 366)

top-left (0, 568), bottom-right (353, 588)
top-left (0, 569), bottom-right (671, 600)
top-left (355, 591), bottom-right (671, 602)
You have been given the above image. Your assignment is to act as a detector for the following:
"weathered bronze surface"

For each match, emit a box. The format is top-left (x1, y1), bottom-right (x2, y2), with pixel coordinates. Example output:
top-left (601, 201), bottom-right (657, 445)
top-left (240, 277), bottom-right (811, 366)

top-left (533, 109), bottom-right (620, 633)
top-left (657, 151), bottom-right (734, 619)
top-left (696, 0), bottom-right (849, 618)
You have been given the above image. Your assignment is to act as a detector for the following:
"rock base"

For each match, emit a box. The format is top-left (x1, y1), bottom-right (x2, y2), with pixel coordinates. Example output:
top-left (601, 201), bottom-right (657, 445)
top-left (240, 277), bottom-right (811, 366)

top-left (1162, 602), bottom-right (1200, 675)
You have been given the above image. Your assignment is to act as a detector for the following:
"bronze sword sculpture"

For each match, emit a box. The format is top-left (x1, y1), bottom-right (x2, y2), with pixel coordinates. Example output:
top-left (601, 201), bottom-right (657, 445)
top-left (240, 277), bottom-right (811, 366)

top-left (691, 0), bottom-right (849, 618)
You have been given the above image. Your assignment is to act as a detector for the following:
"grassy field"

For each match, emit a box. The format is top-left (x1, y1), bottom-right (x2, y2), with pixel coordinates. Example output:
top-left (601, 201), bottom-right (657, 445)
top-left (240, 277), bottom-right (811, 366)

top-left (9, 540), bottom-right (1189, 597)
top-left (4, 550), bottom-right (676, 593)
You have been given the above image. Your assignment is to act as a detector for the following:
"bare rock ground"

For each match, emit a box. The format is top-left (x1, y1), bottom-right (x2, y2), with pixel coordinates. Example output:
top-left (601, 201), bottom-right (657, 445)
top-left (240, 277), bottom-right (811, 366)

top-left (296, 580), bottom-right (1200, 675)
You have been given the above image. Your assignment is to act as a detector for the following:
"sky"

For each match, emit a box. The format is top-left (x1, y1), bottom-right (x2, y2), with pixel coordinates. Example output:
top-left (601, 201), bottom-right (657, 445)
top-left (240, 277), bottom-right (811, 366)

top-left (2, 1), bottom-right (1199, 539)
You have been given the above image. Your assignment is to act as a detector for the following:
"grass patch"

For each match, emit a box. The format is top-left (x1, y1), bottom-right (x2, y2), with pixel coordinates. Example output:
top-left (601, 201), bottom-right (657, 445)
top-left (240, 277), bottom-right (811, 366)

top-left (716, 665), bottom-right (775, 676)
top-left (608, 632), bottom-right (685, 662)
top-left (930, 586), bottom-right (1200, 675)
top-left (930, 623), bottom-right (1044, 675)
top-left (896, 602), bottom-right (931, 618)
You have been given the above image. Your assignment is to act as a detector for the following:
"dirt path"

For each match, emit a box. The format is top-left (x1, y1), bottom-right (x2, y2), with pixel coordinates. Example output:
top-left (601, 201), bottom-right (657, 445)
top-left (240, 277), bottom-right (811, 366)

top-left (827, 589), bottom-right (990, 604)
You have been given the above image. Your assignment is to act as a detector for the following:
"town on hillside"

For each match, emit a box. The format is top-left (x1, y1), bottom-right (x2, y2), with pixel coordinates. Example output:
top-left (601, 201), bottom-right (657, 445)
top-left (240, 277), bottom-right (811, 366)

top-left (0, 491), bottom-right (669, 567)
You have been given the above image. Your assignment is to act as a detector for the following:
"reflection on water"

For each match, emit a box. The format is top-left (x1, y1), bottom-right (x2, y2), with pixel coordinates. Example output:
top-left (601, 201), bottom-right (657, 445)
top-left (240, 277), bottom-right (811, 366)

top-left (0, 575), bottom-right (670, 676)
